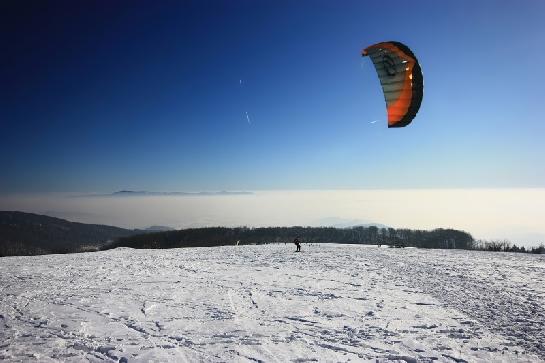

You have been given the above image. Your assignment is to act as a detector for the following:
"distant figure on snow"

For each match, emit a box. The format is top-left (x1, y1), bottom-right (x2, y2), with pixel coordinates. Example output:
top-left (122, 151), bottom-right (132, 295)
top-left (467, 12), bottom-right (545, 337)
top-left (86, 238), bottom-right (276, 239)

top-left (293, 237), bottom-right (301, 252)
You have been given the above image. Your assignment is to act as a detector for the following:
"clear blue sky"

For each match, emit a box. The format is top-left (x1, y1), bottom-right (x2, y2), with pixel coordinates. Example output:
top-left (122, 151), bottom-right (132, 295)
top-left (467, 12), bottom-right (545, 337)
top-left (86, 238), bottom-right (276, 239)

top-left (2, 0), bottom-right (544, 192)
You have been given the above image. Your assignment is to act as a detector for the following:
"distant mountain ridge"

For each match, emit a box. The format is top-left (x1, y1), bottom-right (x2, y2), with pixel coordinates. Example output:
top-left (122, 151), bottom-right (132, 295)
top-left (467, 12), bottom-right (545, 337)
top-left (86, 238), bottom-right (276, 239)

top-left (76, 190), bottom-right (254, 197)
top-left (143, 226), bottom-right (175, 232)
top-left (0, 211), bottom-right (140, 257)
top-left (314, 217), bottom-right (389, 229)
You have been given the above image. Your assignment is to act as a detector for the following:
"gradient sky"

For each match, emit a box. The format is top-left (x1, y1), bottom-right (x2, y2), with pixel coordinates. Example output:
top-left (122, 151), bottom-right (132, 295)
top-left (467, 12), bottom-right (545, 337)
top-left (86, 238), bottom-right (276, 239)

top-left (2, 0), bottom-right (545, 193)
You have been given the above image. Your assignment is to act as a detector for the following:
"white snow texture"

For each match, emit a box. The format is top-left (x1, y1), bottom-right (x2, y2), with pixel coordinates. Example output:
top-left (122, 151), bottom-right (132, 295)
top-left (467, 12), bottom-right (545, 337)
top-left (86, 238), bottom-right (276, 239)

top-left (1, 244), bottom-right (544, 362)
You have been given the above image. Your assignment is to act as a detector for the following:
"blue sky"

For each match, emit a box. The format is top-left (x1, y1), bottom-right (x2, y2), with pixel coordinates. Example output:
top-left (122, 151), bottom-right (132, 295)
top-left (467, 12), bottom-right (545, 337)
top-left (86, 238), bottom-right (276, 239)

top-left (2, 0), bottom-right (545, 192)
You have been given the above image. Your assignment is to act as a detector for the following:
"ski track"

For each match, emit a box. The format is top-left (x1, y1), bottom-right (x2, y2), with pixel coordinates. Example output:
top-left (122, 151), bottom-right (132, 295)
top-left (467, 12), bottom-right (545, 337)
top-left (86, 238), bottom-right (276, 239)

top-left (0, 244), bottom-right (543, 362)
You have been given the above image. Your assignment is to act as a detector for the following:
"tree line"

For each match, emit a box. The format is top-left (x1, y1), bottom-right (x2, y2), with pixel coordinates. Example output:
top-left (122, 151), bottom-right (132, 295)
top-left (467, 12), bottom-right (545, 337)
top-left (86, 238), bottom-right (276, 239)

top-left (472, 239), bottom-right (545, 254)
top-left (101, 226), bottom-right (476, 250)
top-left (3, 210), bottom-right (542, 257)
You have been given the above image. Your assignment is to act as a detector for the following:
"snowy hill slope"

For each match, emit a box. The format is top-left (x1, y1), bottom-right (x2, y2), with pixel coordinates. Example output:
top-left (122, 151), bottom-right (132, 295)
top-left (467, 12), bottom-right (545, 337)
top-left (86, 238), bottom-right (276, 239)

top-left (1, 244), bottom-right (544, 362)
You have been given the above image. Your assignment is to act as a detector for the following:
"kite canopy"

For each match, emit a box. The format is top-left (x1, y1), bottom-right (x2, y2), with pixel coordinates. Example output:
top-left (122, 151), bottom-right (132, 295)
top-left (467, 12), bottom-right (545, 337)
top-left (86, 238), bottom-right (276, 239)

top-left (362, 41), bottom-right (423, 128)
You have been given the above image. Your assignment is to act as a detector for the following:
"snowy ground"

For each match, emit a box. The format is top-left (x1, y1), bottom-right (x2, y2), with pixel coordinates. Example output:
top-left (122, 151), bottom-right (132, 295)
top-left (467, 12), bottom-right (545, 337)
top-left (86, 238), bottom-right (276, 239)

top-left (1, 244), bottom-right (544, 362)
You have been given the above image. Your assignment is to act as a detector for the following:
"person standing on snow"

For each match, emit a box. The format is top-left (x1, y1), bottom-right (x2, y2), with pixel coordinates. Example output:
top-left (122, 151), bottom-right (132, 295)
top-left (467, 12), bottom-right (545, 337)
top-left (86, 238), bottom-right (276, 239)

top-left (293, 237), bottom-right (301, 252)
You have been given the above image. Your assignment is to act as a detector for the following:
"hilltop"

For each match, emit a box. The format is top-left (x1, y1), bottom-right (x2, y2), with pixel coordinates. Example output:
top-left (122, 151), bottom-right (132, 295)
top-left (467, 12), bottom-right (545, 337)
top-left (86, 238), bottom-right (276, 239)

top-left (0, 211), bottom-right (138, 256)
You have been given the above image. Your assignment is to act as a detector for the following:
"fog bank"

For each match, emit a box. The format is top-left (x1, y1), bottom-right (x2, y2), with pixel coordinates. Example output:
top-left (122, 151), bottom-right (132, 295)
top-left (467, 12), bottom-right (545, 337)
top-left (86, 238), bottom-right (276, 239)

top-left (1, 189), bottom-right (544, 247)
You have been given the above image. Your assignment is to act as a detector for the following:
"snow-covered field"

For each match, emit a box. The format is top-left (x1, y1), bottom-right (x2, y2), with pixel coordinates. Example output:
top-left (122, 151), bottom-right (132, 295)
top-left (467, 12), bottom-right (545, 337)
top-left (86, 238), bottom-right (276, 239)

top-left (1, 244), bottom-right (544, 362)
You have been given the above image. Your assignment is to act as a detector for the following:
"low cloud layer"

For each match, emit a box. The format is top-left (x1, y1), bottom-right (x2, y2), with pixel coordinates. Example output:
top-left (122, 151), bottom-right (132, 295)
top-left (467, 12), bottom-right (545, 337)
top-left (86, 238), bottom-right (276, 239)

top-left (1, 189), bottom-right (544, 247)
